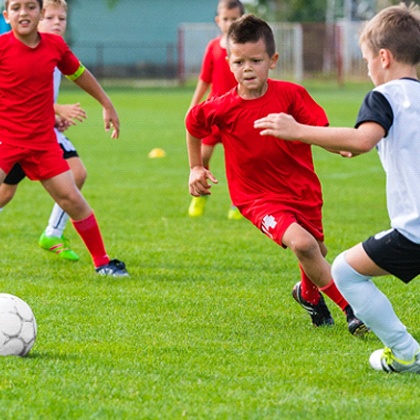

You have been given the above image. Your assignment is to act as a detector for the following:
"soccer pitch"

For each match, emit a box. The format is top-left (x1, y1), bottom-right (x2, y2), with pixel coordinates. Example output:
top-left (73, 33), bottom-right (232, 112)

top-left (1, 82), bottom-right (419, 418)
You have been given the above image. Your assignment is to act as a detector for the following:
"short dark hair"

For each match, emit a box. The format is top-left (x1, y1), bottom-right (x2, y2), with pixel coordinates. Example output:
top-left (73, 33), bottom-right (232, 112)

top-left (217, 0), bottom-right (245, 15)
top-left (4, 0), bottom-right (43, 9)
top-left (227, 14), bottom-right (275, 57)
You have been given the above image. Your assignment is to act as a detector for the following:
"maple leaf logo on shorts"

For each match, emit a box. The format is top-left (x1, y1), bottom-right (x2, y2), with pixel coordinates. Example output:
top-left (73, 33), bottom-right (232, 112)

top-left (261, 214), bottom-right (277, 238)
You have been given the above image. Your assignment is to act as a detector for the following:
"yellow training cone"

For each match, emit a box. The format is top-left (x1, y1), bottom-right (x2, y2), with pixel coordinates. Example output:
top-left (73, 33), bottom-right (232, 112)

top-left (148, 148), bottom-right (166, 158)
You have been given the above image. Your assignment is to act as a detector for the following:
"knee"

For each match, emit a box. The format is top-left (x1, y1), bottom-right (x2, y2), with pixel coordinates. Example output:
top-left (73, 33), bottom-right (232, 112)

top-left (332, 251), bottom-right (367, 290)
top-left (331, 252), bottom-right (347, 289)
top-left (55, 188), bottom-right (85, 210)
top-left (289, 236), bottom-right (319, 260)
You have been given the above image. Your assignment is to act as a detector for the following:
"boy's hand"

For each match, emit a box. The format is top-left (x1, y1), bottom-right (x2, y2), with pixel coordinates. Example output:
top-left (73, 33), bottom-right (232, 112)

top-left (103, 106), bottom-right (120, 139)
top-left (55, 115), bottom-right (71, 132)
top-left (254, 113), bottom-right (299, 140)
top-left (54, 103), bottom-right (87, 126)
top-left (189, 166), bottom-right (218, 196)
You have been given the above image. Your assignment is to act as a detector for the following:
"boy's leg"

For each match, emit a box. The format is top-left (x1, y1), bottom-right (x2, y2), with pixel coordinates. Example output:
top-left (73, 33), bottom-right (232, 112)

top-left (282, 223), bottom-right (334, 289)
top-left (39, 157), bottom-right (87, 260)
top-left (44, 156), bottom-right (87, 236)
top-left (41, 171), bottom-right (127, 276)
top-left (298, 263), bottom-right (322, 303)
top-left (0, 163), bottom-right (27, 209)
top-left (333, 246), bottom-right (420, 371)
top-left (41, 171), bottom-right (108, 266)
top-left (292, 269), bottom-right (334, 327)
top-left (0, 183), bottom-right (18, 210)
top-left (38, 204), bottom-right (80, 261)
top-left (44, 204), bottom-right (70, 237)
top-left (283, 222), bottom-right (367, 335)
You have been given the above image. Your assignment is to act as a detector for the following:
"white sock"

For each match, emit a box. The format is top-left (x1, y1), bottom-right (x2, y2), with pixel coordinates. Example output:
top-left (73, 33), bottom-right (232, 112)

top-left (332, 252), bottom-right (419, 360)
top-left (45, 203), bottom-right (70, 238)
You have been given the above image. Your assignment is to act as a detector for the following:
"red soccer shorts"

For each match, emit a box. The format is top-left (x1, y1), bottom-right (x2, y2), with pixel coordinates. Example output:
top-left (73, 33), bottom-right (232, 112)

top-left (0, 142), bottom-right (70, 181)
top-left (241, 202), bottom-right (324, 248)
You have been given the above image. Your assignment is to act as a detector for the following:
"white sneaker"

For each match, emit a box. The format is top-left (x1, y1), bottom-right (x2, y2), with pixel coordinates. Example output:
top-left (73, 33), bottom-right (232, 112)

top-left (369, 347), bottom-right (420, 373)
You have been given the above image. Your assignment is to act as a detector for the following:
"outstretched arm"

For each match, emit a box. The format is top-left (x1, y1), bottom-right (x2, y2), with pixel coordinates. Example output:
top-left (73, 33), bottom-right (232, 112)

top-left (187, 131), bottom-right (218, 196)
top-left (254, 113), bottom-right (385, 156)
top-left (72, 69), bottom-right (120, 139)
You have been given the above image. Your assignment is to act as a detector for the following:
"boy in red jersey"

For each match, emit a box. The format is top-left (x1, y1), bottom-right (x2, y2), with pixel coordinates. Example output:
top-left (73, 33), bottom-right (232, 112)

top-left (188, 0), bottom-right (244, 220)
top-left (0, 0), bottom-right (128, 276)
top-left (0, 0), bottom-right (87, 262)
top-left (186, 14), bottom-right (366, 335)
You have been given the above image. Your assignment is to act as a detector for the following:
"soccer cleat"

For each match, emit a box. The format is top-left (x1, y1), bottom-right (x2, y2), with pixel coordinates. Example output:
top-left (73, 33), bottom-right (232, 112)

top-left (95, 259), bottom-right (129, 277)
top-left (227, 205), bottom-right (242, 220)
top-left (369, 347), bottom-right (420, 374)
top-left (188, 196), bottom-right (207, 217)
top-left (344, 305), bottom-right (369, 337)
top-left (292, 281), bottom-right (334, 327)
top-left (38, 231), bottom-right (80, 261)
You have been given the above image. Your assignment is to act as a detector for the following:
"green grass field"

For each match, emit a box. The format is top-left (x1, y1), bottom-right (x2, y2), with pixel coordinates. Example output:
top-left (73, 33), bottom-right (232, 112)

top-left (1, 81), bottom-right (420, 419)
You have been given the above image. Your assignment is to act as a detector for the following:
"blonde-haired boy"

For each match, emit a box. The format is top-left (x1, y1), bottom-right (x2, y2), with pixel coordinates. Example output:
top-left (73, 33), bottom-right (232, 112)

top-left (255, 3), bottom-right (420, 373)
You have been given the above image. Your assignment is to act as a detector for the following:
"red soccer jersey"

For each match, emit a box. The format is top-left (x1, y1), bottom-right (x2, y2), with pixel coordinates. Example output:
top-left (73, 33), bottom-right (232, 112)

top-left (0, 31), bottom-right (81, 150)
top-left (186, 79), bottom-right (329, 218)
top-left (199, 36), bottom-right (237, 98)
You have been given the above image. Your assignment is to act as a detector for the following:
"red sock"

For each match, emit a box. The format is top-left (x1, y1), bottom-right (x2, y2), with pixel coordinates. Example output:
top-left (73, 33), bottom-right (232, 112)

top-left (72, 212), bottom-right (109, 268)
top-left (299, 265), bottom-right (321, 304)
top-left (320, 280), bottom-right (348, 311)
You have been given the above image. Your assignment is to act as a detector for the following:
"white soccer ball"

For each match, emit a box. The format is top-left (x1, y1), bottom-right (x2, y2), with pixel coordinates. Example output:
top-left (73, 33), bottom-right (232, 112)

top-left (0, 293), bottom-right (37, 356)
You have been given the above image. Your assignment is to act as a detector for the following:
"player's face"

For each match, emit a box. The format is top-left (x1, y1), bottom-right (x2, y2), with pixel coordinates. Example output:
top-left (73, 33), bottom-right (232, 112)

top-left (227, 38), bottom-right (278, 99)
top-left (361, 42), bottom-right (384, 86)
top-left (38, 5), bottom-right (67, 37)
top-left (215, 7), bottom-right (242, 35)
top-left (4, 0), bottom-right (41, 40)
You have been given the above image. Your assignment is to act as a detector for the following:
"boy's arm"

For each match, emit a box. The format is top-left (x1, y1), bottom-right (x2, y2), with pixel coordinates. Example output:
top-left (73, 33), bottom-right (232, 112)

top-left (71, 69), bottom-right (120, 139)
top-left (188, 79), bottom-right (210, 110)
top-left (187, 131), bottom-right (218, 196)
top-left (254, 113), bottom-right (385, 155)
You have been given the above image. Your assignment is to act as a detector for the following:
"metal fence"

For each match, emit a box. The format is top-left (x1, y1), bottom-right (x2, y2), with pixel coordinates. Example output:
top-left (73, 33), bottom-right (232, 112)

top-left (70, 21), bottom-right (369, 84)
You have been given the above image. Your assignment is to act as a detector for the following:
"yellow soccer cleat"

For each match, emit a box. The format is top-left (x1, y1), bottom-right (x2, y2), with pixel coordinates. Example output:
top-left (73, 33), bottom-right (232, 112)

top-left (188, 196), bottom-right (207, 217)
top-left (227, 205), bottom-right (242, 220)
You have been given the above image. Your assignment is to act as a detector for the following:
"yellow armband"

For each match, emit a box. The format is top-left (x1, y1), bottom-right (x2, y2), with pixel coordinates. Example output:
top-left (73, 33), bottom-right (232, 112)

top-left (65, 63), bottom-right (86, 81)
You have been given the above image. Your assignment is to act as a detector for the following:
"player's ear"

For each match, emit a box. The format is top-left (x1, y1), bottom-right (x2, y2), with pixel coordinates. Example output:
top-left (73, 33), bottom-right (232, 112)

top-left (3, 10), bottom-right (10, 24)
top-left (379, 48), bottom-right (392, 69)
top-left (270, 52), bottom-right (279, 69)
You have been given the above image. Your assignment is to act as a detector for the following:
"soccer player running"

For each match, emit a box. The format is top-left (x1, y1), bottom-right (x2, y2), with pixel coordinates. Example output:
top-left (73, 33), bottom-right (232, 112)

top-left (0, 0), bottom-right (87, 262)
top-left (255, 3), bottom-right (420, 373)
top-left (0, 0), bottom-right (128, 276)
top-left (186, 14), bottom-right (367, 336)
top-left (187, 0), bottom-right (244, 220)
